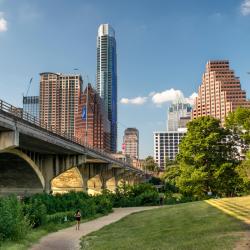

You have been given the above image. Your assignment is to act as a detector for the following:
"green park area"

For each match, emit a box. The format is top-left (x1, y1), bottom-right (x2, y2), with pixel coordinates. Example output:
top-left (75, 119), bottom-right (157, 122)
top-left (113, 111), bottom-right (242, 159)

top-left (1, 107), bottom-right (250, 250)
top-left (81, 196), bottom-right (250, 250)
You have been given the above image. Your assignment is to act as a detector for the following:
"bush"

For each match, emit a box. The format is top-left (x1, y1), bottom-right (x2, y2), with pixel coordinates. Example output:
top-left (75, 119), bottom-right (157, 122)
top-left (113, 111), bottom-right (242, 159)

top-left (0, 196), bottom-right (29, 241)
top-left (109, 183), bottom-right (160, 207)
top-left (23, 199), bottom-right (47, 228)
top-left (47, 211), bottom-right (75, 224)
top-left (93, 195), bottom-right (113, 214)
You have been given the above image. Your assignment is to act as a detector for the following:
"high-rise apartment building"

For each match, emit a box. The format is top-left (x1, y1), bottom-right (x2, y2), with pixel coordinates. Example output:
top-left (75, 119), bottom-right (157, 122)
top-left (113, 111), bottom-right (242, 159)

top-left (192, 60), bottom-right (250, 124)
top-left (75, 83), bottom-right (111, 152)
top-left (96, 24), bottom-right (117, 152)
top-left (154, 131), bottom-right (185, 168)
top-left (123, 128), bottom-right (139, 160)
top-left (23, 96), bottom-right (39, 119)
top-left (154, 99), bottom-right (190, 168)
top-left (167, 101), bottom-right (191, 131)
top-left (40, 72), bottom-right (83, 137)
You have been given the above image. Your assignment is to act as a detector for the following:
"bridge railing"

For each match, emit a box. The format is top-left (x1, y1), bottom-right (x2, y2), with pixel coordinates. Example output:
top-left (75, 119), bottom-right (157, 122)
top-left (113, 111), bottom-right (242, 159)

top-left (0, 99), bottom-right (143, 174)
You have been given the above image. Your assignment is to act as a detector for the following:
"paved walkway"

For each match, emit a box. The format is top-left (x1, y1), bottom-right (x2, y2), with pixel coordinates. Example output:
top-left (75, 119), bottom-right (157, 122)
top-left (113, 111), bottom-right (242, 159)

top-left (30, 206), bottom-right (159, 250)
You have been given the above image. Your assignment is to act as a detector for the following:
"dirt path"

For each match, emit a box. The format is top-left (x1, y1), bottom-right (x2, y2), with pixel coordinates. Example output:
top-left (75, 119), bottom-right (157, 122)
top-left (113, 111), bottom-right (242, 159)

top-left (30, 206), bottom-right (159, 250)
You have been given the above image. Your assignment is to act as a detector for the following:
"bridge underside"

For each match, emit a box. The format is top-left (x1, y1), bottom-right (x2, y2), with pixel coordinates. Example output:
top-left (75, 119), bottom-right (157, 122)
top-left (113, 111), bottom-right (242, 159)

top-left (0, 153), bottom-right (43, 196)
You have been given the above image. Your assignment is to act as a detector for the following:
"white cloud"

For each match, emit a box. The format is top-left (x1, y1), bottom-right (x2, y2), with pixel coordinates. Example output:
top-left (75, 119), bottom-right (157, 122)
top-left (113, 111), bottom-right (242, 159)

top-left (0, 12), bottom-right (7, 32)
top-left (151, 88), bottom-right (184, 104)
top-left (185, 92), bottom-right (198, 105)
top-left (151, 88), bottom-right (197, 106)
top-left (241, 0), bottom-right (250, 16)
top-left (120, 96), bottom-right (147, 105)
top-left (121, 88), bottom-right (198, 107)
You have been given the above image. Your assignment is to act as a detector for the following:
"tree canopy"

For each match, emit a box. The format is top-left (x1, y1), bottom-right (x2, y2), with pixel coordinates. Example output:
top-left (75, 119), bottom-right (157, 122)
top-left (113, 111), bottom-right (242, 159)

top-left (175, 116), bottom-right (241, 197)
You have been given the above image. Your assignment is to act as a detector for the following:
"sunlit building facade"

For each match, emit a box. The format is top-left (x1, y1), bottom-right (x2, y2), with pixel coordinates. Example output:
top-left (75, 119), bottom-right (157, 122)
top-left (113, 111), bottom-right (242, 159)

top-left (192, 60), bottom-right (250, 124)
top-left (40, 72), bottom-right (83, 137)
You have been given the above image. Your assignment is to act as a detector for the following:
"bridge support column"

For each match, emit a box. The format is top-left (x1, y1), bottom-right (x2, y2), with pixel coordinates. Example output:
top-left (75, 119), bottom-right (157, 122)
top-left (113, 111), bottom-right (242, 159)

top-left (0, 131), bottom-right (19, 151)
top-left (42, 156), bottom-right (54, 193)
top-left (83, 177), bottom-right (89, 192)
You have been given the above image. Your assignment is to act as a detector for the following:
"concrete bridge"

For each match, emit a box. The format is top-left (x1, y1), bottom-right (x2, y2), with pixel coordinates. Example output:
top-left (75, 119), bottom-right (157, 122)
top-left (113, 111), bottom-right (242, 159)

top-left (0, 100), bottom-right (145, 196)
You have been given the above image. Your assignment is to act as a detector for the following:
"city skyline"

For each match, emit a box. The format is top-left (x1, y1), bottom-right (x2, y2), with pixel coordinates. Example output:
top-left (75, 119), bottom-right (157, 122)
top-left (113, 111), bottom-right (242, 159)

top-left (0, 0), bottom-right (250, 157)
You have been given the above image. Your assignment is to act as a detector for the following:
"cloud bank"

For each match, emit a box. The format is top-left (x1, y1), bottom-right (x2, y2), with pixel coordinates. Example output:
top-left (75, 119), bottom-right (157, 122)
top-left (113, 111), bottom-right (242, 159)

top-left (120, 88), bottom-right (198, 106)
top-left (0, 12), bottom-right (7, 32)
top-left (241, 0), bottom-right (250, 16)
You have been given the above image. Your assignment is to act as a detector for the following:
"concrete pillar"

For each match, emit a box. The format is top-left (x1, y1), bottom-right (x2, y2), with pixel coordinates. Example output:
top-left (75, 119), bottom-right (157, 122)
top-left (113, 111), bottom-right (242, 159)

top-left (42, 155), bottom-right (54, 193)
top-left (0, 131), bottom-right (19, 151)
top-left (83, 177), bottom-right (89, 192)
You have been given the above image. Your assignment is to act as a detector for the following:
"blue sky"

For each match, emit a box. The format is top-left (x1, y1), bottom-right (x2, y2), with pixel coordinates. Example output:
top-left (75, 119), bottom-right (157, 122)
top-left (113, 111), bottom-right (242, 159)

top-left (0, 0), bottom-right (250, 158)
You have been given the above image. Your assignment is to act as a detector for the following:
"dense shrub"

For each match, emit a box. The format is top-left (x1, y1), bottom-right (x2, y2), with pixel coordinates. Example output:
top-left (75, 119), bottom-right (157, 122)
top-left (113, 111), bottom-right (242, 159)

top-left (93, 195), bottom-right (113, 214)
top-left (106, 183), bottom-right (160, 207)
top-left (0, 196), bottom-right (29, 241)
top-left (23, 199), bottom-right (47, 228)
top-left (47, 211), bottom-right (75, 224)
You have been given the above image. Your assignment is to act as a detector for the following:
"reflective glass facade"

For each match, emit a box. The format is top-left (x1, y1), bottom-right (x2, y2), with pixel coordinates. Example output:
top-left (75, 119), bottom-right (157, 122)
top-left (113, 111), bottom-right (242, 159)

top-left (96, 24), bottom-right (117, 152)
top-left (23, 96), bottom-right (39, 119)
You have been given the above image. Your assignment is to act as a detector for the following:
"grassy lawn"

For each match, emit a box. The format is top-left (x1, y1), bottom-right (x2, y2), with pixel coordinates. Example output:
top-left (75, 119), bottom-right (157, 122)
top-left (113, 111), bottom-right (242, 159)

top-left (81, 201), bottom-right (248, 250)
top-left (0, 214), bottom-right (104, 250)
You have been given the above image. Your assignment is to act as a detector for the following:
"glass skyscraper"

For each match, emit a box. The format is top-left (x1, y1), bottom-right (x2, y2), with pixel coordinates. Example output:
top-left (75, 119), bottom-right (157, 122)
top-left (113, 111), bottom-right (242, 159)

top-left (96, 24), bottom-right (117, 152)
top-left (23, 96), bottom-right (39, 119)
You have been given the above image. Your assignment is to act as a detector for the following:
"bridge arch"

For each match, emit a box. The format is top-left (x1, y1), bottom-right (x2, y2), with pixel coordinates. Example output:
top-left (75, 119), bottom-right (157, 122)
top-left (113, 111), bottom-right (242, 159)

top-left (106, 177), bottom-right (117, 192)
top-left (51, 167), bottom-right (84, 194)
top-left (0, 149), bottom-right (45, 195)
top-left (87, 175), bottom-right (102, 195)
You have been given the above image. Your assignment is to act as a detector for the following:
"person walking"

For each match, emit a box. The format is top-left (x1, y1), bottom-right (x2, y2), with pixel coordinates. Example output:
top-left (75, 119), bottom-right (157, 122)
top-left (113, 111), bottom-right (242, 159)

top-left (75, 210), bottom-right (81, 230)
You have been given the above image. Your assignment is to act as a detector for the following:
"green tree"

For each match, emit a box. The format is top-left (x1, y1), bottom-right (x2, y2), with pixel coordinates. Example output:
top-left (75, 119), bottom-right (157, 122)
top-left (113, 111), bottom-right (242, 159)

top-left (225, 107), bottom-right (250, 155)
top-left (236, 151), bottom-right (250, 192)
top-left (214, 163), bottom-right (243, 197)
top-left (143, 156), bottom-right (158, 172)
top-left (177, 116), bottom-right (239, 197)
top-left (162, 164), bottom-right (180, 193)
top-left (226, 107), bottom-right (250, 144)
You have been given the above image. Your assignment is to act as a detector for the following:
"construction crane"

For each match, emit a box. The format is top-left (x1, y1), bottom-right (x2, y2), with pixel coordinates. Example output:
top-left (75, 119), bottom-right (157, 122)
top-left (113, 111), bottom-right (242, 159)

top-left (24, 77), bottom-right (33, 97)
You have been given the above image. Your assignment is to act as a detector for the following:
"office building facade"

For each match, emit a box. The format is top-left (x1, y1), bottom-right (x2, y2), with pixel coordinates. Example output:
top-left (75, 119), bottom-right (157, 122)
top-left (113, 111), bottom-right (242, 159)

top-left (39, 72), bottom-right (83, 137)
top-left (192, 60), bottom-right (250, 124)
top-left (167, 102), bottom-right (191, 131)
top-left (96, 24), bottom-right (117, 152)
top-left (154, 131), bottom-right (185, 168)
top-left (75, 83), bottom-right (111, 152)
top-left (123, 128), bottom-right (139, 160)
top-left (23, 96), bottom-right (39, 119)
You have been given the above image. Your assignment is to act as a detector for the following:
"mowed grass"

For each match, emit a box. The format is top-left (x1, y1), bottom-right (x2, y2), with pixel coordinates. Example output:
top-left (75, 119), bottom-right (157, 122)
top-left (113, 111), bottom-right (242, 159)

top-left (81, 200), bottom-right (249, 250)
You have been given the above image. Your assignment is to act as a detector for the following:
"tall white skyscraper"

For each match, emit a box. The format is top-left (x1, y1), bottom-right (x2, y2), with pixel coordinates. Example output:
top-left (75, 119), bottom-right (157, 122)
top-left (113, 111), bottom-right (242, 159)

top-left (96, 24), bottom-right (117, 152)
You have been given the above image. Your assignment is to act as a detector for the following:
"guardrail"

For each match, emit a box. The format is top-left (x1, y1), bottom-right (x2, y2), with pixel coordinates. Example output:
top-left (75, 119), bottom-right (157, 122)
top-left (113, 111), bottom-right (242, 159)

top-left (0, 99), bottom-right (143, 174)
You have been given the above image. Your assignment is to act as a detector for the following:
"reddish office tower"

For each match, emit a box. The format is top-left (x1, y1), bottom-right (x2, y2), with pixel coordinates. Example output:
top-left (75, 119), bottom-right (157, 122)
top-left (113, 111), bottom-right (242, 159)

top-left (192, 60), bottom-right (250, 124)
top-left (75, 84), bottom-right (111, 152)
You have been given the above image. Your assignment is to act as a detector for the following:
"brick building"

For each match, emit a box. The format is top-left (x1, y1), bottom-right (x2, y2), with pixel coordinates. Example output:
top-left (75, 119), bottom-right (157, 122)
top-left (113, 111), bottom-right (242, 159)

top-left (192, 60), bottom-right (250, 124)
top-left (75, 83), bottom-right (111, 152)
